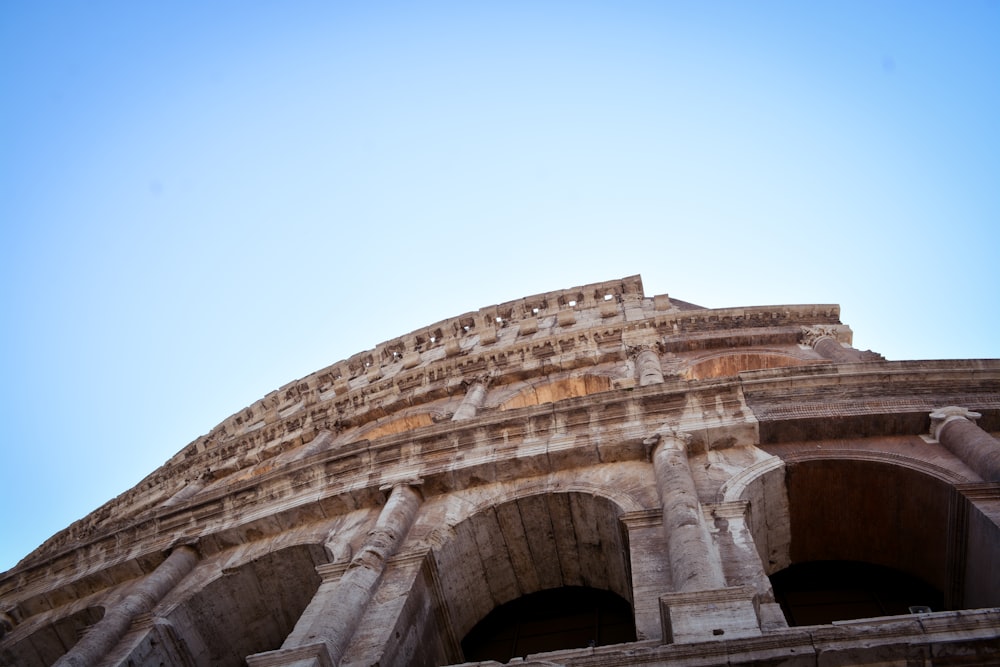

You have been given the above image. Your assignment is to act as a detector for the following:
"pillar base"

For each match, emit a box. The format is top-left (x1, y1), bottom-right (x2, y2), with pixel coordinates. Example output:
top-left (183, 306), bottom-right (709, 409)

top-left (659, 586), bottom-right (761, 644)
top-left (246, 642), bottom-right (333, 667)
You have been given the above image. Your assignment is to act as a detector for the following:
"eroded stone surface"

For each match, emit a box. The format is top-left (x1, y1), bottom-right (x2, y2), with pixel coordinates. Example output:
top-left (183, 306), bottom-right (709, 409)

top-left (2, 275), bottom-right (999, 667)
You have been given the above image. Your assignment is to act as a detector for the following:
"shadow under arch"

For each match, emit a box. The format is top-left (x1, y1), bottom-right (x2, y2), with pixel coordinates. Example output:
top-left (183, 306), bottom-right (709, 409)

top-left (0, 606), bottom-right (104, 667)
top-left (719, 448), bottom-right (975, 580)
top-left (461, 585), bottom-right (636, 662)
top-left (735, 451), bottom-right (974, 625)
top-left (770, 559), bottom-right (943, 626)
top-left (431, 490), bottom-right (636, 663)
top-left (118, 543), bottom-right (328, 666)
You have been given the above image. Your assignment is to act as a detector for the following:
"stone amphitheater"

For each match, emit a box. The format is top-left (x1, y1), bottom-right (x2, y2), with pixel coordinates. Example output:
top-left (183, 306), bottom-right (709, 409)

top-left (2, 275), bottom-right (999, 666)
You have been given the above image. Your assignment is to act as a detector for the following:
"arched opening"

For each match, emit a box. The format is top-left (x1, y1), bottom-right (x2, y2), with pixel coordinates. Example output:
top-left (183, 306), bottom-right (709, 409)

top-left (765, 457), bottom-right (955, 626)
top-left (142, 544), bottom-right (327, 666)
top-left (771, 560), bottom-right (943, 626)
top-left (430, 491), bottom-right (634, 663)
top-left (461, 586), bottom-right (636, 662)
top-left (0, 606), bottom-right (104, 667)
top-left (363, 412), bottom-right (437, 440)
top-left (498, 376), bottom-right (612, 411)
top-left (685, 351), bottom-right (811, 380)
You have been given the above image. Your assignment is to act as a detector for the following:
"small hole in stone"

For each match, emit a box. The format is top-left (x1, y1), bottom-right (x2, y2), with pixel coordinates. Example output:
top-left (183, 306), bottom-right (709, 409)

top-left (712, 628), bottom-right (724, 636)
top-left (604, 294), bottom-right (614, 301)
top-left (532, 307), bottom-right (540, 314)
top-left (568, 300), bottom-right (577, 307)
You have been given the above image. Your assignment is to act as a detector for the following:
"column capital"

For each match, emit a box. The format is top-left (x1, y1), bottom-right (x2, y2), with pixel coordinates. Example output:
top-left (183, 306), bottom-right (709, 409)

top-left (799, 325), bottom-right (848, 347)
top-left (622, 328), bottom-right (662, 351)
top-left (644, 429), bottom-right (692, 461)
top-left (464, 373), bottom-right (493, 388)
top-left (627, 343), bottom-right (655, 358)
top-left (378, 478), bottom-right (424, 494)
top-left (929, 406), bottom-right (982, 440)
top-left (166, 540), bottom-right (201, 559)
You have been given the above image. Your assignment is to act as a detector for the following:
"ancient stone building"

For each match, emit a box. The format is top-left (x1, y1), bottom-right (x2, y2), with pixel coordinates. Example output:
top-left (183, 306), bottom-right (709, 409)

top-left (2, 275), bottom-right (999, 667)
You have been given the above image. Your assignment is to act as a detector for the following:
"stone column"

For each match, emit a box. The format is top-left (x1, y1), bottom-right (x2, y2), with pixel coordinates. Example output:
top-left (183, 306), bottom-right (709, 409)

top-left (635, 347), bottom-right (665, 386)
top-left (341, 548), bottom-right (461, 667)
top-left (53, 545), bottom-right (199, 667)
top-left (452, 378), bottom-right (489, 421)
top-left (801, 325), bottom-right (864, 362)
top-left (649, 432), bottom-right (761, 643)
top-left (931, 407), bottom-right (1000, 482)
top-left (248, 482), bottom-right (422, 667)
top-left (650, 432), bottom-right (724, 591)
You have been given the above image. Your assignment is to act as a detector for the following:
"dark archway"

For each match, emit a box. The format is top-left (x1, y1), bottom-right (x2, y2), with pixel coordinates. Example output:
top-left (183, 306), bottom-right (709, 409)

top-left (0, 606), bottom-right (104, 667)
top-left (784, 458), bottom-right (953, 600)
top-left (126, 544), bottom-right (328, 666)
top-left (751, 454), bottom-right (969, 629)
top-left (432, 491), bottom-right (634, 647)
top-left (770, 560), bottom-right (943, 626)
top-left (461, 586), bottom-right (636, 662)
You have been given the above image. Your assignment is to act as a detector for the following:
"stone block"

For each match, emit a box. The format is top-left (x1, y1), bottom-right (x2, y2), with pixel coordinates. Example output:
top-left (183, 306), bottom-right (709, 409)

top-left (660, 586), bottom-right (761, 644)
top-left (518, 318), bottom-right (538, 335)
top-left (599, 302), bottom-right (619, 318)
top-left (246, 642), bottom-right (333, 667)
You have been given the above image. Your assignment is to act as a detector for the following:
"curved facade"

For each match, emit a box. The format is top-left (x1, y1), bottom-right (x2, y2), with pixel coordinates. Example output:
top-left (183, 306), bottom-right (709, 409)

top-left (2, 275), bottom-right (999, 666)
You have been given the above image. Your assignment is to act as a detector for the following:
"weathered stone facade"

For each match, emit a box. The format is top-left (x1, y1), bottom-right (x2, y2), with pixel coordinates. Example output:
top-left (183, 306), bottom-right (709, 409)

top-left (2, 275), bottom-right (999, 666)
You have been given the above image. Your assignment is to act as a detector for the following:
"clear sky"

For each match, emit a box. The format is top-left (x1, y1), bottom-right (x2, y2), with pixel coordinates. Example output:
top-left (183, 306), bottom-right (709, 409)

top-left (1, 2), bottom-right (998, 572)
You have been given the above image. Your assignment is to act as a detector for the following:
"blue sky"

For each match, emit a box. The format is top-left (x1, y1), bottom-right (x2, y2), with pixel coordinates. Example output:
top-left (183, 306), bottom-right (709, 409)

top-left (1, 2), bottom-right (998, 572)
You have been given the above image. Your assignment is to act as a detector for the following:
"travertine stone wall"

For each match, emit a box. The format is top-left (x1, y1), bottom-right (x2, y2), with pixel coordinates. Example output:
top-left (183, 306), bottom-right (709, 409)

top-left (2, 275), bottom-right (999, 667)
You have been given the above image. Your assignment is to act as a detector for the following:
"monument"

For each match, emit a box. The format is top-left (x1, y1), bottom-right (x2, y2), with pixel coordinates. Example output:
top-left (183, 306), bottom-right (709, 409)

top-left (2, 276), bottom-right (998, 666)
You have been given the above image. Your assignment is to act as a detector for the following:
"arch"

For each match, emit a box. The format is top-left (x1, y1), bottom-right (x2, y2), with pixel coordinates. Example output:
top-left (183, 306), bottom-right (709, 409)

top-left (362, 413), bottom-right (439, 440)
top-left (779, 448), bottom-right (973, 486)
top-left (719, 454), bottom-right (786, 504)
top-left (497, 375), bottom-right (613, 411)
top-left (770, 560), bottom-right (943, 626)
top-left (431, 470), bottom-right (651, 528)
top-left (781, 457), bottom-right (953, 599)
top-left (685, 350), bottom-right (813, 380)
top-left (726, 447), bottom-right (977, 583)
top-left (120, 544), bottom-right (329, 666)
top-left (461, 586), bottom-right (636, 662)
top-left (725, 450), bottom-right (974, 626)
top-left (0, 606), bottom-right (104, 667)
top-left (430, 490), bottom-right (635, 655)
top-left (718, 454), bottom-right (792, 576)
